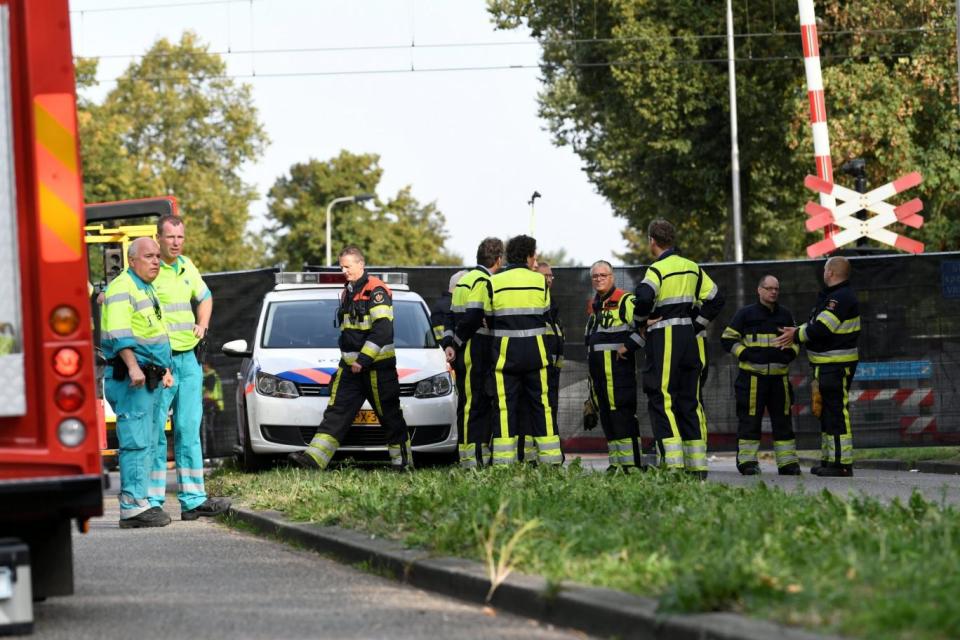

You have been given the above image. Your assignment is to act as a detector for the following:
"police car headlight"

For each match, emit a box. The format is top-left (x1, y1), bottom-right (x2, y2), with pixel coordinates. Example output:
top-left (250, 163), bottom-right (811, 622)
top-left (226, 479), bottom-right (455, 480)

top-left (414, 372), bottom-right (453, 398)
top-left (255, 372), bottom-right (300, 399)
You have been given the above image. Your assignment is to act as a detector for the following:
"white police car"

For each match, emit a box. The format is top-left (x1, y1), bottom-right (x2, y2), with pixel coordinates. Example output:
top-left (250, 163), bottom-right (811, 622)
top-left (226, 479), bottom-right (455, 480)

top-left (221, 272), bottom-right (457, 470)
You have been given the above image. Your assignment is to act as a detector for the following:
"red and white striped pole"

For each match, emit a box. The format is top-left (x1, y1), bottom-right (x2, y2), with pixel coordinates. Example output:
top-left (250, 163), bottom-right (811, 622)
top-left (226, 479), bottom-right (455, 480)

top-left (798, 0), bottom-right (835, 233)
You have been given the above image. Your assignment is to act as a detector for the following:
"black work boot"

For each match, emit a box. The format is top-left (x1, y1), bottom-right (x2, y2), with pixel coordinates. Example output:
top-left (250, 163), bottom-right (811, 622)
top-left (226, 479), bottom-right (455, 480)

top-left (182, 497), bottom-right (232, 521)
top-left (810, 461), bottom-right (830, 475)
top-left (119, 506), bottom-right (172, 529)
top-left (288, 450), bottom-right (321, 470)
top-left (738, 462), bottom-right (760, 476)
top-left (687, 470), bottom-right (709, 481)
top-left (778, 463), bottom-right (802, 476)
top-left (815, 463), bottom-right (853, 478)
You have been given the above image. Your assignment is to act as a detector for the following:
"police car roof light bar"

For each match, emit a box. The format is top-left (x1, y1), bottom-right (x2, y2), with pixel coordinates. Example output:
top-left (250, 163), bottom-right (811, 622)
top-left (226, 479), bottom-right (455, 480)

top-left (368, 272), bottom-right (408, 286)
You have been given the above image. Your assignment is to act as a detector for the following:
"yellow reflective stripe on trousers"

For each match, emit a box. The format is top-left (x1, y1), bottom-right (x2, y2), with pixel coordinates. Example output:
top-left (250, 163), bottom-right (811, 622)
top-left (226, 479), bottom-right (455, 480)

top-left (782, 376), bottom-right (790, 415)
top-left (696, 336), bottom-right (707, 440)
top-left (494, 337), bottom-right (510, 438)
top-left (536, 335), bottom-right (555, 436)
top-left (738, 439), bottom-right (760, 465)
top-left (370, 370), bottom-right (383, 416)
top-left (683, 440), bottom-right (707, 471)
top-left (603, 350), bottom-right (616, 411)
top-left (661, 325), bottom-right (681, 440)
top-left (462, 344), bottom-right (473, 443)
top-left (535, 435), bottom-right (562, 464)
top-left (842, 366), bottom-right (852, 437)
top-left (306, 433), bottom-right (339, 469)
top-left (329, 369), bottom-right (342, 405)
top-left (491, 436), bottom-right (518, 465)
top-left (749, 375), bottom-right (757, 416)
top-left (774, 439), bottom-right (799, 466)
top-left (660, 437), bottom-right (683, 468)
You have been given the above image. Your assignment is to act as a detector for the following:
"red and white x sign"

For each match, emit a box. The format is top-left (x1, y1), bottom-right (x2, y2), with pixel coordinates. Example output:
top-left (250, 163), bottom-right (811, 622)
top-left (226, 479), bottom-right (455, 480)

top-left (803, 172), bottom-right (925, 257)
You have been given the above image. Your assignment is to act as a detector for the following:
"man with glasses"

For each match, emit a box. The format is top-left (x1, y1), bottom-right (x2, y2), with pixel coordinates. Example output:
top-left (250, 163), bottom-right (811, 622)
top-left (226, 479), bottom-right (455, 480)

top-left (721, 275), bottom-right (801, 475)
top-left (101, 238), bottom-right (175, 527)
top-left (588, 261), bottom-right (645, 471)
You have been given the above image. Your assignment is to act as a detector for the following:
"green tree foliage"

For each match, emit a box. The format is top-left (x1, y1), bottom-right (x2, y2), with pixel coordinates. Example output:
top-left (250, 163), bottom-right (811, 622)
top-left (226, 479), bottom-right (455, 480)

top-left (77, 33), bottom-right (269, 271)
top-left (488, 0), bottom-right (960, 261)
top-left (266, 151), bottom-right (462, 267)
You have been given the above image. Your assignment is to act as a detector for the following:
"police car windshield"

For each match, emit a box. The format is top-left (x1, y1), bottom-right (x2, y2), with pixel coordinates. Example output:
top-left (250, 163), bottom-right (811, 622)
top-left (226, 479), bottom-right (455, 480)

top-left (262, 299), bottom-right (437, 349)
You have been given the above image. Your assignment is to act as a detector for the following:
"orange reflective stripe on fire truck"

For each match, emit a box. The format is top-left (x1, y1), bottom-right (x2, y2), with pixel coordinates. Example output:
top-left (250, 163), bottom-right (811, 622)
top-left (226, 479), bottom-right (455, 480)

top-left (34, 93), bottom-right (82, 263)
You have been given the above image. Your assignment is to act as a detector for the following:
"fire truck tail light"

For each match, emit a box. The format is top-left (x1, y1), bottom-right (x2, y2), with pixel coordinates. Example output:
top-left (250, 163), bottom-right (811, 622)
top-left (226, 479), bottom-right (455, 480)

top-left (55, 383), bottom-right (85, 412)
top-left (51, 306), bottom-right (80, 336)
top-left (57, 419), bottom-right (86, 448)
top-left (53, 348), bottom-right (81, 376)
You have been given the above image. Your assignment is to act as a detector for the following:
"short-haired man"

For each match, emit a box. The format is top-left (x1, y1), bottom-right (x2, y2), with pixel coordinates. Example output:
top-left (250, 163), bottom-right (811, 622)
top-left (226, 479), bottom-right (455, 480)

top-left (152, 214), bottom-right (230, 520)
top-left (487, 235), bottom-right (562, 466)
top-left (101, 238), bottom-right (175, 527)
top-left (291, 246), bottom-right (413, 470)
top-left (721, 275), bottom-right (801, 475)
top-left (632, 219), bottom-right (724, 478)
top-left (442, 238), bottom-right (503, 468)
top-left (587, 260), bottom-right (645, 471)
top-left (775, 256), bottom-right (860, 477)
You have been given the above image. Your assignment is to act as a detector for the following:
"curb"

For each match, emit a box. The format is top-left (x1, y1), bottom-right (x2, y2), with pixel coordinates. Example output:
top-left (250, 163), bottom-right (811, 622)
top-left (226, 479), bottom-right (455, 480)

top-left (229, 506), bottom-right (841, 640)
top-left (799, 458), bottom-right (960, 474)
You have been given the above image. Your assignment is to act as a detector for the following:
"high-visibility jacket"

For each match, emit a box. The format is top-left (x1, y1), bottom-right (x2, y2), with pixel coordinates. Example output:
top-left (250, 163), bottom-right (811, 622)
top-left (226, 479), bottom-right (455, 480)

top-left (443, 266), bottom-right (493, 351)
top-left (488, 265), bottom-right (551, 371)
top-left (154, 255), bottom-right (211, 352)
top-left (101, 269), bottom-right (172, 368)
top-left (721, 303), bottom-right (799, 375)
top-left (585, 287), bottom-right (643, 354)
top-left (634, 248), bottom-right (724, 334)
top-left (338, 272), bottom-right (396, 369)
top-left (796, 280), bottom-right (860, 364)
top-left (203, 368), bottom-right (224, 410)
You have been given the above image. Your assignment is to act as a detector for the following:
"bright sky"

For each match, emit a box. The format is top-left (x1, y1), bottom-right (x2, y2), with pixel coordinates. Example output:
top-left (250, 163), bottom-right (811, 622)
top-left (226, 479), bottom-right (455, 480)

top-left (69, 0), bottom-right (629, 266)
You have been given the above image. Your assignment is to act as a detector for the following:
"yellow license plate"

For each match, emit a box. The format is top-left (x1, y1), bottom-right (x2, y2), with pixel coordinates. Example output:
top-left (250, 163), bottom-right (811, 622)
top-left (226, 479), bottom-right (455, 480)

top-left (353, 410), bottom-right (379, 425)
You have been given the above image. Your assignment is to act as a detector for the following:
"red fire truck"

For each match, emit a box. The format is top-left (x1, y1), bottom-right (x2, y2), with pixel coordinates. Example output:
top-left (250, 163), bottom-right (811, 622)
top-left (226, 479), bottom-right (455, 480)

top-left (0, 0), bottom-right (102, 613)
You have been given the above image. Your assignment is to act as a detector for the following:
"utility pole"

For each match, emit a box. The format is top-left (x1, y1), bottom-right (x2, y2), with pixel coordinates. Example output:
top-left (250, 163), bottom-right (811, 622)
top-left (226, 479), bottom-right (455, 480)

top-left (726, 0), bottom-right (744, 262)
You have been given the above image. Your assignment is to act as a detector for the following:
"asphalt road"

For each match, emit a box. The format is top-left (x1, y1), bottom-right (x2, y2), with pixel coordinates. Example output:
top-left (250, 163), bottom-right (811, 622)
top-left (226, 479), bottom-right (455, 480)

top-left (33, 473), bottom-right (585, 640)
top-left (578, 452), bottom-right (960, 506)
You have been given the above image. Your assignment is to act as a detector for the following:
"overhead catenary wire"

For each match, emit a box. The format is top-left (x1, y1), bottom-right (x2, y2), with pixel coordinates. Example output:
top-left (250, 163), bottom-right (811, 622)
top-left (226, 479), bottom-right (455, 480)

top-left (73, 25), bottom-right (954, 61)
top-left (80, 49), bottom-right (951, 85)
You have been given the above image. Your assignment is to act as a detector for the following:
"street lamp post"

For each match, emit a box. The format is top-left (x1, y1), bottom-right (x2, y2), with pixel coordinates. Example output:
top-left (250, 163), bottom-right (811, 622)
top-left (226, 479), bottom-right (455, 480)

top-left (326, 193), bottom-right (375, 266)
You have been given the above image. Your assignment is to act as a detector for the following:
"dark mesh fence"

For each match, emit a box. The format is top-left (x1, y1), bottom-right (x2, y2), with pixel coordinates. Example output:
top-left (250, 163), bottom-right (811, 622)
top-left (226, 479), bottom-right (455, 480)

top-left (203, 254), bottom-right (960, 456)
top-left (202, 269), bottom-right (278, 457)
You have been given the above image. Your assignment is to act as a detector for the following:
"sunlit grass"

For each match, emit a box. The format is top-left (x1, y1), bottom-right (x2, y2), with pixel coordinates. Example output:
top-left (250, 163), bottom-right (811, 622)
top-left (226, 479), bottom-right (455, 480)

top-left (210, 461), bottom-right (960, 640)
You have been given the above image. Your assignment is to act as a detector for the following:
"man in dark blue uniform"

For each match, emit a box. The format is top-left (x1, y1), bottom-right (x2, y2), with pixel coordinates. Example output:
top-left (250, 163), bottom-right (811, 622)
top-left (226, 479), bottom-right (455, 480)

top-left (721, 275), bottom-right (801, 475)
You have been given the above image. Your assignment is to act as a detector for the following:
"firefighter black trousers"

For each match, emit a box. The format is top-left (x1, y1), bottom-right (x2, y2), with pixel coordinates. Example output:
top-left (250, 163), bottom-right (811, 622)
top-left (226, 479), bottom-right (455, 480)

top-left (588, 349), bottom-right (640, 462)
top-left (815, 363), bottom-right (857, 466)
top-left (734, 371), bottom-right (794, 440)
top-left (453, 338), bottom-right (493, 464)
top-left (642, 324), bottom-right (706, 470)
top-left (315, 365), bottom-right (409, 456)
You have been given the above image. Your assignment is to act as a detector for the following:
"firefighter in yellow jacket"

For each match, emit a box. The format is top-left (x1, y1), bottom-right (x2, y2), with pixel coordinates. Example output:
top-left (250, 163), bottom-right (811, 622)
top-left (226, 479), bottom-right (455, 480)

top-left (633, 219), bottom-right (724, 477)
top-left (487, 235), bottom-right (562, 466)
top-left (290, 246), bottom-right (412, 470)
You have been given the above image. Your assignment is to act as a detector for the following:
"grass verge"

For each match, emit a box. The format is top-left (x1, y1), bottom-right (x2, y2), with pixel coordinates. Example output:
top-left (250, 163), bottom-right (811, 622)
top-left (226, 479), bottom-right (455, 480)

top-left (209, 462), bottom-right (960, 640)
